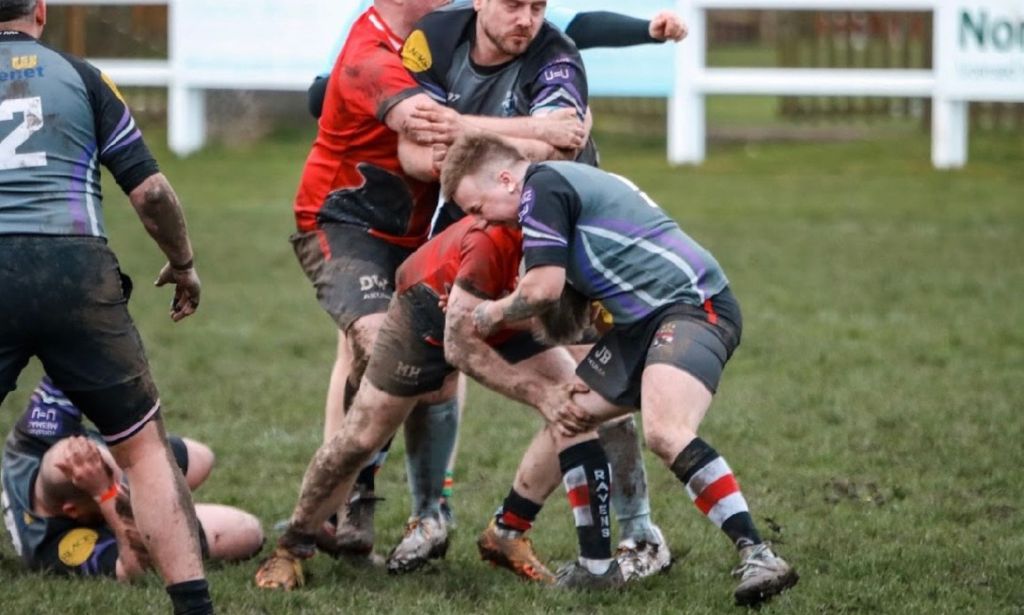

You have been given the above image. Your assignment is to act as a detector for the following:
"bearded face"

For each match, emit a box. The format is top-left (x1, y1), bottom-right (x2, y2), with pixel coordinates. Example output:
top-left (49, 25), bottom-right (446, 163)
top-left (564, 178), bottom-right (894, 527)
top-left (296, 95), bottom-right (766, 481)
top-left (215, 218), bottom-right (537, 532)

top-left (475, 0), bottom-right (546, 60)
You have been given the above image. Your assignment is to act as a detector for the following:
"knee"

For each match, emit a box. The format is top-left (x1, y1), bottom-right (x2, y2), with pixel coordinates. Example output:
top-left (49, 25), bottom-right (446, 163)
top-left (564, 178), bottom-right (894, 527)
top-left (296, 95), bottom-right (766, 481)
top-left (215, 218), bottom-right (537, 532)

top-left (182, 438), bottom-right (215, 488)
top-left (642, 423), bottom-right (693, 465)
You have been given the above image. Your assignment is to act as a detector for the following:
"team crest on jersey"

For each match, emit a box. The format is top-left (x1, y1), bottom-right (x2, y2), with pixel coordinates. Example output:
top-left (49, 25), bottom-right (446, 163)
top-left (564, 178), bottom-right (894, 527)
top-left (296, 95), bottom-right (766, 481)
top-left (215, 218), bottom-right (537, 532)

top-left (501, 91), bottom-right (518, 116)
top-left (402, 30), bottom-right (432, 73)
top-left (651, 322), bottom-right (676, 349)
top-left (58, 528), bottom-right (99, 567)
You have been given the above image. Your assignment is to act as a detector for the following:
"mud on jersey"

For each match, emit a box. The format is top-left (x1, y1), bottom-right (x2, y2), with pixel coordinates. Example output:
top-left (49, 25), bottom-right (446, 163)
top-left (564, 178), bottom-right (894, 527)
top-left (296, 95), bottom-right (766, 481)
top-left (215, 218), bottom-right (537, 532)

top-left (0, 31), bottom-right (158, 237)
top-left (293, 7), bottom-right (439, 246)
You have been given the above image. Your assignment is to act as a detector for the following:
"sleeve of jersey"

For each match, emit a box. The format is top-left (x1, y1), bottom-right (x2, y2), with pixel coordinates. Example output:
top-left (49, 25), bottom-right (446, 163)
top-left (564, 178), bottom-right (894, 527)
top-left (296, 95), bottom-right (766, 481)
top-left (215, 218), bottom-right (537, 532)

top-left (520, 168), bottom-right (580, 272)
top-left (527, 55), bottom-right (588, 119)
top-left (454, 230), bottom-right (506, 300)
top-left (340, 45), bottom-right (422, 122)
top-left (401, 25), bottom-right (448, 104)
top-left (80, 62), bottom-right (159, 195)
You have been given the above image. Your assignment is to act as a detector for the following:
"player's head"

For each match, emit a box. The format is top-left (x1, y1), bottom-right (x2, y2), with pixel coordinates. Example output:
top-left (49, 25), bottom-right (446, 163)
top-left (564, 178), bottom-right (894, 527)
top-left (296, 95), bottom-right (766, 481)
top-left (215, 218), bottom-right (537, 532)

top-left (473, 0), bottom-right (547, 60)
top-left (0, 0), bottom-right (44, 28)
top-left (36, 438), bottom-right (103, 523)
top-left (442, 133), bottom-right (528, 226)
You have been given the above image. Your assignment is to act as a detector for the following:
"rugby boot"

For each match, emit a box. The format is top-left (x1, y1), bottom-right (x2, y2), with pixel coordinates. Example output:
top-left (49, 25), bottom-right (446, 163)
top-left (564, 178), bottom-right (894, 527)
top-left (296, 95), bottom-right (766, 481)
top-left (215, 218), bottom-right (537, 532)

top-left (553, 559), bottom-right (626, 590)
top-left (385, 515), bottom-right (450, 574)
top-left (325, 490), bottom-right (380, 559)
top-left (615, 524), bottom-right (672, 582)
top-left (731, 543), bottom-right (799, 606)
top-left (254, 547), bottom-right (306, 590)
top-left (477, 519), bottom-right (555, 584)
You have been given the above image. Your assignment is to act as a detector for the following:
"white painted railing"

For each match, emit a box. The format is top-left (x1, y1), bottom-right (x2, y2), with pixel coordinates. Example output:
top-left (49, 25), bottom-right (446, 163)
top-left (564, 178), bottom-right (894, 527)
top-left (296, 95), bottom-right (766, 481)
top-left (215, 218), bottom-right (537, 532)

top-left (671, 0), bottom-right (1024, 168)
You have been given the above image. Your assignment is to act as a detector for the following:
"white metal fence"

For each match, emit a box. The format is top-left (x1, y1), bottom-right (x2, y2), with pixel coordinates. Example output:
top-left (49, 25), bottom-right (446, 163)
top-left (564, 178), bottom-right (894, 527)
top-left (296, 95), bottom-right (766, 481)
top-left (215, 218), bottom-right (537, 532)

top-left (50, 1), bottom-right (1024, 167)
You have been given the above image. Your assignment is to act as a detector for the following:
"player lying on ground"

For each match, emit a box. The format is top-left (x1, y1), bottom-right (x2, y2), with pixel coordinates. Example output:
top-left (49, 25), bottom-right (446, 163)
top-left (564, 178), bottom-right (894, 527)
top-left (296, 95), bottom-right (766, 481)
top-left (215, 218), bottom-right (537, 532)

top-left (2, 378), bottom-right (265, 580)
top-left (440, 134), bottom-right (800, 604)
top-left (255, 214), bottom-right (665, 588)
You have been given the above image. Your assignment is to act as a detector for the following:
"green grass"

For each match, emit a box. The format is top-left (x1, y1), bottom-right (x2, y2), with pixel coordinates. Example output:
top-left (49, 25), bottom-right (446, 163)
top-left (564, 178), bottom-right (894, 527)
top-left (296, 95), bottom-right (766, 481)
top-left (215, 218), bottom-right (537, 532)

top-left (2, 123), bottom-right (1023, 614)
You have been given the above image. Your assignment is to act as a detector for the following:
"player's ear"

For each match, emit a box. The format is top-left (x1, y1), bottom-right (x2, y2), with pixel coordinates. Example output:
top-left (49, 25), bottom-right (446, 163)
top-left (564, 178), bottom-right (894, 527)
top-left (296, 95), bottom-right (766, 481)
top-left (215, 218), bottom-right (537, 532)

top-left (61, 501), bottom-right (82, 519)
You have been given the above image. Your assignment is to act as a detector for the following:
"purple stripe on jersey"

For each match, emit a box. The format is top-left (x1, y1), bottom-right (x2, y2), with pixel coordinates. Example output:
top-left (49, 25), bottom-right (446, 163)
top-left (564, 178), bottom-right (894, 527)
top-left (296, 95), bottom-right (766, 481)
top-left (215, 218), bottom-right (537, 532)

top-left (523, 239), bottom-right (567, 250)
top-left (522, 216), bottom-right (567, 244)
top-left (104, 129), bottom-right (142, 156)
top-left (67, 144), bottom-right (96, 235)
top-left (102, 107), bottom-right (132, 152)
top-left (532, 83), bottom-right (584, 111)
top-left (590, 218), bottom-right (710, 287)
top-left (420, 80), bottom-right (447, 103)
top-left (83, 536), bottom-right (117, 576)
top-left (574, 244), bottom-right (650, 320)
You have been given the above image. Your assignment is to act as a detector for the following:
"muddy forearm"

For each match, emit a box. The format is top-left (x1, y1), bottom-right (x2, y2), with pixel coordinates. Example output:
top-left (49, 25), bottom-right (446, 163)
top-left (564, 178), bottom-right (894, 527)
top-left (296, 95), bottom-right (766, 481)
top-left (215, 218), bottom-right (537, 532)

top-left (128, 173), bottom-right (194, 268)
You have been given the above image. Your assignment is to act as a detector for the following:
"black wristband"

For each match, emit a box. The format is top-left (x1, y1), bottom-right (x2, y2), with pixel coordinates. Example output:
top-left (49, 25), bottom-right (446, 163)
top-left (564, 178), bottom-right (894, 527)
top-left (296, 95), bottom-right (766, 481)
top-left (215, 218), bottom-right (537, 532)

top-left (171, 258), bottom-right (194, 272)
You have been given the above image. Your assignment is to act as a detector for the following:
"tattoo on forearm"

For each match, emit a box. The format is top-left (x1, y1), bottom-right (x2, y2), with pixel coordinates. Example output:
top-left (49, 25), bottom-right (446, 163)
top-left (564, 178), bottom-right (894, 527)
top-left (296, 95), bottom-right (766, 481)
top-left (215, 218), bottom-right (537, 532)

top-left (501, 292), bottom-right (555, 323)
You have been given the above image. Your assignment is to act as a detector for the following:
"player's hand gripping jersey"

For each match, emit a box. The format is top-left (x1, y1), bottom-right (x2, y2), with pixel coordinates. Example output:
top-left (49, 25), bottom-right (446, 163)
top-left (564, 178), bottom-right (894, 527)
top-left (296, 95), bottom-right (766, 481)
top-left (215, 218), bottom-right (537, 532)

top-left (401, 4), bottom-right (597, 166)
top-left (293, 7), bottom-right (439, 245)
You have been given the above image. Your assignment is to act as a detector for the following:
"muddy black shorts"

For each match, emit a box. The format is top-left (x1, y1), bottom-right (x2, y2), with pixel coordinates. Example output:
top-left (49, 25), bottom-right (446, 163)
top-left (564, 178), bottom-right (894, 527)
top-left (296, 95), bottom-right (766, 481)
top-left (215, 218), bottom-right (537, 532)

top-left (290, 224), bottom-right (415, 332)
top-left (576, 287), bottom-right (743, 409)
top-left (365, 285), bottom-right (550, 397)
top-left (0, 236), bottom-right (160, 445)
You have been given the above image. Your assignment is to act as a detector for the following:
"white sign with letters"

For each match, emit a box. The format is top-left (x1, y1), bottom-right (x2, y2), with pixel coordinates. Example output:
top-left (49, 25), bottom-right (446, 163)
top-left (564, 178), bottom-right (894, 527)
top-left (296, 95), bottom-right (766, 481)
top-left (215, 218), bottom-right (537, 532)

top-left (936, 0), bottom-right (1024, 100)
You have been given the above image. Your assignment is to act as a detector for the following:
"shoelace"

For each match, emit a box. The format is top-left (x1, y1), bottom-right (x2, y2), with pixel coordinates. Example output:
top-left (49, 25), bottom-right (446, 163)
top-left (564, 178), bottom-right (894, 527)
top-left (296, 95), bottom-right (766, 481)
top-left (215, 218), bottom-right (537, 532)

top-left (731, 545), bottom-right (775, 579)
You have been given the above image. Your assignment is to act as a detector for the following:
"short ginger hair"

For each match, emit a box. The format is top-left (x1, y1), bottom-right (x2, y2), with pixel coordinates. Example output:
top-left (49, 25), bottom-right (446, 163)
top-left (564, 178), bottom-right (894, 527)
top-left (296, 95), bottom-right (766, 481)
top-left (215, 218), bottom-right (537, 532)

top-left (440, 133), bottom-right (526, 202)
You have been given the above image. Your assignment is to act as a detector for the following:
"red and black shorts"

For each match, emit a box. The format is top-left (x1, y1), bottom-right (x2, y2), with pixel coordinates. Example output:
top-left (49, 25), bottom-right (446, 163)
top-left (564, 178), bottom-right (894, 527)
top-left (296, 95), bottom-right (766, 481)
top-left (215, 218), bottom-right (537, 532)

top-left (291, 223), bottom-right (415, 332)
top-left (576, 287), bottom-right (743, 409)
top-left (0, 236), bottom-right (160, 445)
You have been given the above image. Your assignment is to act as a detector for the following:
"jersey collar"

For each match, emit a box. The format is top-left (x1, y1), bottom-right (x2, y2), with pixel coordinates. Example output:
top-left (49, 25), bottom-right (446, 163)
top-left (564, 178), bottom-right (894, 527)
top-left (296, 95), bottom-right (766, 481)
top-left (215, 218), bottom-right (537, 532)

top-left (0, 30), bottom-right (35, 41)
top-left (365, 7), bottom-right (404, 52)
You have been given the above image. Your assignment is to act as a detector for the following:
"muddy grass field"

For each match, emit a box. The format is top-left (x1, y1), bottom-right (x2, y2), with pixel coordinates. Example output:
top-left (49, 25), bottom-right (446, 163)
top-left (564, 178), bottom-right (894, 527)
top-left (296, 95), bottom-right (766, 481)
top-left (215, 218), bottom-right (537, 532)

top-left (1, 124), bottom-right (1021, 614)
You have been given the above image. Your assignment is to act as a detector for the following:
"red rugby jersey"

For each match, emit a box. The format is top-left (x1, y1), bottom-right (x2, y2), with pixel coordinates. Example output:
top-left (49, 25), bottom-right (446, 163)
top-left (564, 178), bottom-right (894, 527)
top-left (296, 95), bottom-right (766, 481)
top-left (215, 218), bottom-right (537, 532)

top-left (397, 216), bottom-right (522, 300)
top-left (293, 7), bottom-right (438, 247)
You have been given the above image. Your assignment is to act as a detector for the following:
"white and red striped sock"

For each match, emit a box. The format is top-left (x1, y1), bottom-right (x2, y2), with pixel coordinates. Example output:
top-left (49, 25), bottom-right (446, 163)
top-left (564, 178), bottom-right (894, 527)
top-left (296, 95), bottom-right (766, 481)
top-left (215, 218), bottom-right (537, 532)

top-left (671, 438), bottom-right (763, 549)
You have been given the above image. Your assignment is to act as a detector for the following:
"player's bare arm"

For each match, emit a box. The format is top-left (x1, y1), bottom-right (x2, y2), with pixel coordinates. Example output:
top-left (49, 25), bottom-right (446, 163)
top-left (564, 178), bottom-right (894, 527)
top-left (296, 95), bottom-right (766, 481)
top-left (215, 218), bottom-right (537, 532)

top-left (445, 282), bottom-right (578, 423)
top-left (408, 102), bottom-right (586, 151)
top-left (130, 173), bottom-right (201, 322)
top-left (473, 266), bottom-right (567, 337)
top-left (54, 437), bottom-right (151, 580)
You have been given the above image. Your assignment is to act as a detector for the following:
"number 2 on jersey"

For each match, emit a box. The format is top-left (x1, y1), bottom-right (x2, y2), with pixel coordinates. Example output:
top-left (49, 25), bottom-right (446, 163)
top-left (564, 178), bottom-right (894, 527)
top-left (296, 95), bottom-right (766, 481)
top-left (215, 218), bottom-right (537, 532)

top-left (0, 96), bottom-right (47, 170)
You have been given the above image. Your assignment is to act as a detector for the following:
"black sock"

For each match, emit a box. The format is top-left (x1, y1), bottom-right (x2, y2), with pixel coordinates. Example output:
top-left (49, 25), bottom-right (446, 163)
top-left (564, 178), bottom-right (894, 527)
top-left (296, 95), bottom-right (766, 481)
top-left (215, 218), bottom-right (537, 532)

top-left (495, 488), bottom-right (543, 533)
top-left (671, 438), bottom-right (762, 549)
top-left (166, 579), bottom-right (213, 615)
top-left (559, 439), bottom-right (612, 560)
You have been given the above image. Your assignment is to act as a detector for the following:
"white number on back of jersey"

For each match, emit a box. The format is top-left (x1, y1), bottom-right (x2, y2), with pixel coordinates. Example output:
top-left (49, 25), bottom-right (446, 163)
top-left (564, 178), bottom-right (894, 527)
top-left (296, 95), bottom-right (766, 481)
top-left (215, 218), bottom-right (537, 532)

top-left (0, 96), bottom-right (47, 170)
top-left (608, 172), bottom-right (660, 209)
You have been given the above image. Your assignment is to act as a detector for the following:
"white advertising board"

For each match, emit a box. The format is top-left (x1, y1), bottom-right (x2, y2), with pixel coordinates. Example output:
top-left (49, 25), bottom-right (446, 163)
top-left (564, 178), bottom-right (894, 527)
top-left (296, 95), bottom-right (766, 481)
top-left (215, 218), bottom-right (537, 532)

top-left (936, 0), bottom-right (1024, 101)
top-left (172, 0), bottom-right (363, 89)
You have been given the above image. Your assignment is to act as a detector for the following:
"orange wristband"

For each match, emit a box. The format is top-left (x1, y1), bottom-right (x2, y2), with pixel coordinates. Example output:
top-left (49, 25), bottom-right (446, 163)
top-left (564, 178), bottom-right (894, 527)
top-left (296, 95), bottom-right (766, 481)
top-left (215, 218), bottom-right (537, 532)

top-left (96, 483), bottom-right (119, 504)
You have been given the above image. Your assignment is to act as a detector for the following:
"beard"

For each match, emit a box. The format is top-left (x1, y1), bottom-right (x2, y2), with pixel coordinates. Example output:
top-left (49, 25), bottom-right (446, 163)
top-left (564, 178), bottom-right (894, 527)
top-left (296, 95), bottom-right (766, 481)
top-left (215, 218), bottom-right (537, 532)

top-left (481, 20), bottom-right (533, 58)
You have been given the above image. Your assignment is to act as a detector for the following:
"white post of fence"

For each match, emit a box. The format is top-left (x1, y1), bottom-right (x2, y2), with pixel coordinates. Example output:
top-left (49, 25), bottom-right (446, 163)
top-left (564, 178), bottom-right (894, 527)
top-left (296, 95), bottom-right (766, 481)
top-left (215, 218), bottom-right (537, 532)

top-left (930, 2), bottom-right (967, 169)
top-left (167, 0), bottom-right (206, 156)
top-left (668, 0), bottom-right (706, 165)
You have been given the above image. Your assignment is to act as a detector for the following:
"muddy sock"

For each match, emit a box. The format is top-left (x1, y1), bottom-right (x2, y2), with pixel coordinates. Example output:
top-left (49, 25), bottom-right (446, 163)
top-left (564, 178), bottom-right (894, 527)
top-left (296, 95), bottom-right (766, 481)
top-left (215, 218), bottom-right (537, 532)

top-left (167, 579), bottom-right (213, 615)
top-left (494, 488), bottom-right (542, 538)
top-left (671, 437), bottom-right (762, 549)
top-left (560, 439), bottom-right (613, 565)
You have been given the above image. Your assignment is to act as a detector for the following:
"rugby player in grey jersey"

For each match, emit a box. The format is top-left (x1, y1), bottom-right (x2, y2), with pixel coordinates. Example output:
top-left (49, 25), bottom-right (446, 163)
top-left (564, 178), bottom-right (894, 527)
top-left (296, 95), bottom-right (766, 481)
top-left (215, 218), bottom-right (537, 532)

top-left (0, 1), bottom-right (211, 612)
top-left (440, 133), bottom-right (799, 604)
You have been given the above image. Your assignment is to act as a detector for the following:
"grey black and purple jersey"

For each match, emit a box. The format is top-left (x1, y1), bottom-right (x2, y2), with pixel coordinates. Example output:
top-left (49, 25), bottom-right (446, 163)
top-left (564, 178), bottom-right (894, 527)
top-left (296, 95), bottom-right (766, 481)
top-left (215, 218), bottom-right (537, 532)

top-left (401, 5), bottom-right (596, 166)
top-left (0, 30), bottom-right (158, 237)
top-left (519, 161), bottom-right (729, 325)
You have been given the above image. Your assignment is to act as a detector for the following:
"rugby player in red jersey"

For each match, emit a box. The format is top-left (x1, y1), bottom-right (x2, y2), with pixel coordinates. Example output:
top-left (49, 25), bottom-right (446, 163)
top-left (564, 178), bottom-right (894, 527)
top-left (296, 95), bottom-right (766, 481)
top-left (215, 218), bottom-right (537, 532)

top-left (257, 212), bottom-right (623, 588)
